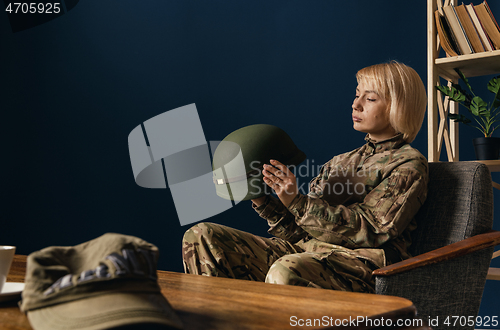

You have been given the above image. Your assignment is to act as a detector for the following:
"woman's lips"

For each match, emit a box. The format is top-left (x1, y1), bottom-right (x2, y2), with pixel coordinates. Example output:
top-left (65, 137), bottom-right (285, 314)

top-left (352, 115), bottom-right (362, 122)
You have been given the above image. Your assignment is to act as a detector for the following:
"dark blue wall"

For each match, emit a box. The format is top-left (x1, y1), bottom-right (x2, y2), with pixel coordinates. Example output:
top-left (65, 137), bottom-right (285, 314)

top-left (1, 0), bottom-right (498, 321)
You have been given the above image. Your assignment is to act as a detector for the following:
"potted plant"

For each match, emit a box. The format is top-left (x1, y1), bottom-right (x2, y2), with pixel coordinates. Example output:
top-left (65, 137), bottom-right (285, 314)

top-left (437, 69), bottom-right (500, 160)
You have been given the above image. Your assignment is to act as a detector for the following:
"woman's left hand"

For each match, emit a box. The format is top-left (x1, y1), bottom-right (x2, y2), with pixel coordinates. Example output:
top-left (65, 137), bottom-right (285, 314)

top-left (262, 159), bottom-right (299, 207)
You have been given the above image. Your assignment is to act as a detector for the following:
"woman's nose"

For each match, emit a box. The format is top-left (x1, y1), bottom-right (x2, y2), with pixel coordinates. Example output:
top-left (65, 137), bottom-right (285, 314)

top-left (352, 99), bottom-right (362, 111)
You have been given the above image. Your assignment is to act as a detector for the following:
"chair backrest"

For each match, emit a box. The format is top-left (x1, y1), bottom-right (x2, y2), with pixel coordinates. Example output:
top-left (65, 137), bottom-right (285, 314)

top-left (409, 161), bottom-right (493, 256)
top-left (375, 161), bottom-right (494, 330)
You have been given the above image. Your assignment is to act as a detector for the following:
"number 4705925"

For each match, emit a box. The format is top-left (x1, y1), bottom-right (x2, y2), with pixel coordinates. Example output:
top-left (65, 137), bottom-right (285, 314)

top-left (444, 316), bottom-right (498, 327)
top-left (5, 2), bottom-right (61, 14)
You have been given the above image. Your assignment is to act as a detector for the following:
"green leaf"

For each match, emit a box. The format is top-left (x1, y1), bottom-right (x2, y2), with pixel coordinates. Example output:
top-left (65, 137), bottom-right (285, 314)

top-left (454, 68), bottom-right (474, 93)
top-left (451, 82), bottom-right (472, 107)
top-left (488, 76), bottom-right (500, 108)
top-left (494, 99), bottom-right (500, 109)
top-left (448, 113), bottom-right (471, 124)
top-left (436, 85), bottom-right (466, 103)
top-left (470, 96), bottom-right (489, 116)
top-left (487, 76), bottom-right (500, 94)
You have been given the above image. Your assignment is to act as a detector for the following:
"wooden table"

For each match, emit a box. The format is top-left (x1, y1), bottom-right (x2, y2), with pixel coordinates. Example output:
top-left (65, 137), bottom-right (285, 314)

top-left (1, 255), bottom-right (430, 330)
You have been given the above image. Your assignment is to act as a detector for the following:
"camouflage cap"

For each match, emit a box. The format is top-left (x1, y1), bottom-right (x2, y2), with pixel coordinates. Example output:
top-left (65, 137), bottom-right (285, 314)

top-left (19, 233), bottom-right (183, 330)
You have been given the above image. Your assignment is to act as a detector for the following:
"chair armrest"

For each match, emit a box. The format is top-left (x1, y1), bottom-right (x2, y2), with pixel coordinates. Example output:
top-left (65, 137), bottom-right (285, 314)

top-left (373, 230), bottom-right (500, 277)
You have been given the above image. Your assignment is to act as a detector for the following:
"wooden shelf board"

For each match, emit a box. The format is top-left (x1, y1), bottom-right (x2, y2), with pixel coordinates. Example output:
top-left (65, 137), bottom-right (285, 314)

top-left (435, 50), bottom-right (500, 81)
top-left (486, 267), bottom-right (500, 281)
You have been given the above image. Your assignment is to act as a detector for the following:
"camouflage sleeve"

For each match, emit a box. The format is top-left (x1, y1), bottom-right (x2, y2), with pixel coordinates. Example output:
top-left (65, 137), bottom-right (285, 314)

top-left (252, 156), bottom-right (335, 241)
top-left (252, 195), bottom-right (309, 243)
top-left (287, 161), bottom-right (428, 248)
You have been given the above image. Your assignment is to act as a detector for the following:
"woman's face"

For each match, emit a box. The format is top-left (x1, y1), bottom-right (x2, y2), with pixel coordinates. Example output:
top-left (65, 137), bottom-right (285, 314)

top-left (352, 82), bottom-right (396, 141)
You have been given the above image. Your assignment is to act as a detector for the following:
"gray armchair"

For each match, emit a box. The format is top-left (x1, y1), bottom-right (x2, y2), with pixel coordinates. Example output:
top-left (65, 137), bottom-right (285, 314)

top-left (374, 161), bottom-right (500, 330)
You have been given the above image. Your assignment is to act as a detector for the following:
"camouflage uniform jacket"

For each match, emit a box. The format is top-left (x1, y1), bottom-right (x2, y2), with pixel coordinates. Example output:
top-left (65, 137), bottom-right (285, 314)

top-left (253, 133), bottom-right (428, 268)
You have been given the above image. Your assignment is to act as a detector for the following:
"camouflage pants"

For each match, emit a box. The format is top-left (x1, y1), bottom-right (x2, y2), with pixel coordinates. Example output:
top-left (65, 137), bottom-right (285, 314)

top-left (182, 222), bottom-right (375, 293)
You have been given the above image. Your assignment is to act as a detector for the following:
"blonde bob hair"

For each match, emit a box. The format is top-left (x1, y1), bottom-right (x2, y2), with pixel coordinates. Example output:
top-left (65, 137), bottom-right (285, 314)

top-left (356, 61), bottom-right (427, 143)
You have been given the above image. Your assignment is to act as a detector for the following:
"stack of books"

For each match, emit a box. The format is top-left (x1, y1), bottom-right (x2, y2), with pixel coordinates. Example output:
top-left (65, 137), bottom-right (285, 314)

top-left (435, 1), bottom-right (500, 56)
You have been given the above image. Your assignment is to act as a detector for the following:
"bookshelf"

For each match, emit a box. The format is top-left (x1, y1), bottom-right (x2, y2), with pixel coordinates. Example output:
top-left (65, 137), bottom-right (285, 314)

top-left (428, 0), bottom-right (500, 283)
top-left (428, 0), bottom-right (500, 162)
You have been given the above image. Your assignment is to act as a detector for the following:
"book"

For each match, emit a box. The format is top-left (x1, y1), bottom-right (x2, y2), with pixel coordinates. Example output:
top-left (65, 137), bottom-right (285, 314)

top-left (475, 1), bottom-right (500, 49)
top-left (440, 5), bottom-right (464, 55)
top-left (455, 4), bottom-right (485, 53)
top-left (442, 4), bottom-right (474, 54)
top-left (466, 3), bottom-right (494, 51)
top-left (484, 0), bottom-right (500, 32)
top-left (435, 9), bottom-right (460, 56)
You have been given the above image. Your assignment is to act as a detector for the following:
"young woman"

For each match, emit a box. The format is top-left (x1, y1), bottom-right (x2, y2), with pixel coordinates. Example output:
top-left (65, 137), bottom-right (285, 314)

top-left (182, 61), bottom-right (428, 293)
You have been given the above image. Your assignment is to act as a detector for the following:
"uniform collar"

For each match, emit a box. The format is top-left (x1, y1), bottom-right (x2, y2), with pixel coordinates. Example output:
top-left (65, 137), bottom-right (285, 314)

top-left (364, 133), bottom-right (406, 153)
